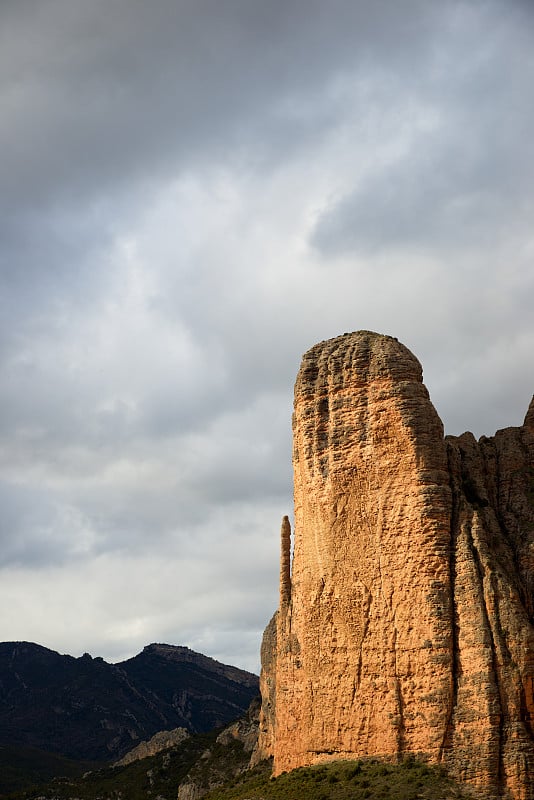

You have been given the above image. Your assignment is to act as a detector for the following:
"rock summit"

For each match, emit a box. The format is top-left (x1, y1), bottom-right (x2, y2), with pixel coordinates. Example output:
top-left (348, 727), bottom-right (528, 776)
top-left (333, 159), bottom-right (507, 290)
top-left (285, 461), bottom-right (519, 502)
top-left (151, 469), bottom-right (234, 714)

top-left (255, 331), bottom-right (534, 800)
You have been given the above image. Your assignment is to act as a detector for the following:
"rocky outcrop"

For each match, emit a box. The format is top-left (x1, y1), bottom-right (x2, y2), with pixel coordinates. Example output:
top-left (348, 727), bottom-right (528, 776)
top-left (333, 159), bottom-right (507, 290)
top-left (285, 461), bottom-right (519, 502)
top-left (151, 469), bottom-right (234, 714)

top-left (216, 696), bottom-right (260, 753)
top-left (114, 726), bottom-right (189, 766)
top-left (177, 699), bottom-right (261, 800)
top-left (256, 331), bottom-right (534, 800)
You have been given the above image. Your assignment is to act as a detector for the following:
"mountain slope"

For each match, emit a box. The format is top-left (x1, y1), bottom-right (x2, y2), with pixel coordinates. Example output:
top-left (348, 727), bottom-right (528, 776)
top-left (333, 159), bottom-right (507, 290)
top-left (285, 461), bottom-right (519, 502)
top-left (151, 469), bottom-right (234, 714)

top-left (5, 747), bottom-right (470, 800)
top-left (121, 644), bottom-right (258, 734)
top-left (0, 641), bottom-right (258, 764)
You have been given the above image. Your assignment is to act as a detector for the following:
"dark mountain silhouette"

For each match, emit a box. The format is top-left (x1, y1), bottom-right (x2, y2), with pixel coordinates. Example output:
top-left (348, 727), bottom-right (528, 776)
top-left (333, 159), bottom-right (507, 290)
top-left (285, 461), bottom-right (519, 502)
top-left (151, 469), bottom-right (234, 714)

top-left (0, 641), bottom-right (258, 764)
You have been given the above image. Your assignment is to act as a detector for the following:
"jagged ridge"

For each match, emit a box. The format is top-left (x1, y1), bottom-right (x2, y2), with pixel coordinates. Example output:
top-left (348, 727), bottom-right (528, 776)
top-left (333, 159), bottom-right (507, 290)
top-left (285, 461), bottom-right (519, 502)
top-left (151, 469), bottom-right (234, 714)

top-left (0, 641), bottom-right (258, 763)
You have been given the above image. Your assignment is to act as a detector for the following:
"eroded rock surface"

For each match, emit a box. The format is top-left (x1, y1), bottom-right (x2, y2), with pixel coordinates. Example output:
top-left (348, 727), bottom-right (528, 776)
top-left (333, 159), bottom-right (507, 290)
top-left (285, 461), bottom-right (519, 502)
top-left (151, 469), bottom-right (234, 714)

top-left (114, 726), bottom-right (189, 766)
top-left (178, 699), bottom-right (261, 800)
top-left (256, 331), bottom-right (534, 800)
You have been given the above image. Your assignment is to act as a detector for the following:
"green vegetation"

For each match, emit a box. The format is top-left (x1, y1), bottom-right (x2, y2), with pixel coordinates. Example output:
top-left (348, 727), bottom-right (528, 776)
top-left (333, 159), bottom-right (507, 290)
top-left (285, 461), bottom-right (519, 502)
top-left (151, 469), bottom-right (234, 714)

top-left (0, 745), bottom-right (98, 795)
top-left (177, 735), bottom-right (255, 795)
top-left (3, 732), bottom-right (218, 800)
top-left (205, 757), bottom-right (470, 800)
top-left (4, 733), bottom-right (471, 800)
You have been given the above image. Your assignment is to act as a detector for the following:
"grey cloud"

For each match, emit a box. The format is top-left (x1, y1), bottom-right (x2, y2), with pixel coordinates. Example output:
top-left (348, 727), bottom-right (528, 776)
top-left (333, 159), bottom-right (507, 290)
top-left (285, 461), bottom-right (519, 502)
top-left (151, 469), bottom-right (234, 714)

top-left (312, 135), bottom-right (534, 258)
top-left (0, 0), bottom-right (485, 349)
top-left (0, 358), bottom-right (293, 561)
top-left (0, 499), bottom-right (282, 671)
top-left (311, 9), bottom-right (534, 257)
top-left (0, 0), bottom-right (453, 209)
top-left (0, 481), bottom-right (94, 568)
top-left (1, 0), bottom-right (533, 669)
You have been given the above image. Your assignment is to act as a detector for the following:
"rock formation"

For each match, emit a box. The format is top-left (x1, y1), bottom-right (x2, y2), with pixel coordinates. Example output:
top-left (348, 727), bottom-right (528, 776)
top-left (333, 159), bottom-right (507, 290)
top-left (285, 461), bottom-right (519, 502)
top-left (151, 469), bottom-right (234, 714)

top-left (178, 699), bottom-right (261, 800)
top-left (114, 726), bottom-right (190, 766)
top-left (255, 331), bottom-right (534, 800)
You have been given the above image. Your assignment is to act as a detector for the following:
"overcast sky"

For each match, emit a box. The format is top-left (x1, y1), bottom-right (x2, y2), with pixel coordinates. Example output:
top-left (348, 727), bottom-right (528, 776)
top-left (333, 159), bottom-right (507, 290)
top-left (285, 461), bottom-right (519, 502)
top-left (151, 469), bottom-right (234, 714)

top-left (1, 0), bottom-right (533, 673)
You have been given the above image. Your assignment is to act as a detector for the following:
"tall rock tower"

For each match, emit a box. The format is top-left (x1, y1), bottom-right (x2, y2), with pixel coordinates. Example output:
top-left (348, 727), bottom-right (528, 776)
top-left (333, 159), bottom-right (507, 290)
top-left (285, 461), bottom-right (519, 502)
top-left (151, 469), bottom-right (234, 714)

top-left (255, 331), bottom-right (534, 800)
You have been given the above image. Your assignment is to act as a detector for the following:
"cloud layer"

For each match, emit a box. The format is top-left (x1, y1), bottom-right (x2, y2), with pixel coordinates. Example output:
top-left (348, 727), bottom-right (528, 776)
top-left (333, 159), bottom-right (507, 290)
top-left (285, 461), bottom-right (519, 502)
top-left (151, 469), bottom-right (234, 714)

top-left (1, 0), bottom-right (533, 672)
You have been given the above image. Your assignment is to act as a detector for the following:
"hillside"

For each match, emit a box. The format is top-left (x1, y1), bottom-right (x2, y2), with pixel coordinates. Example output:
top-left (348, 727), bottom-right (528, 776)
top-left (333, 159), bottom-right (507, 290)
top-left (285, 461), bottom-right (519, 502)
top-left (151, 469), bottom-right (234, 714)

top-left (121, 643), bottom-right (258, 735)
top-left (1, 694), bottom-right (471, 800)
top-left (0, 640), bottom-right (258, 783)
top-left (5, 743), bottom-right (471, 800)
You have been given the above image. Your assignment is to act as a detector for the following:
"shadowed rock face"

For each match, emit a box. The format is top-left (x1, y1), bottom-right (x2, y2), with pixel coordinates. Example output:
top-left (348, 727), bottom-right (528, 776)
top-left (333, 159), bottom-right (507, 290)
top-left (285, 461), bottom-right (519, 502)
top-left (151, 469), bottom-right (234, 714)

top-left (255, 331), bottom-right (534, 800)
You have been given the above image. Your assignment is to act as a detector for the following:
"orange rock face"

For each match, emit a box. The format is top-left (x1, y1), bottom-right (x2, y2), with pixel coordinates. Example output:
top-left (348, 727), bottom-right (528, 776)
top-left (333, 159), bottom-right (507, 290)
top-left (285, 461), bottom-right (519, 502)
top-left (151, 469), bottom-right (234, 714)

top-left (255, 331), bottom-right (534, 799)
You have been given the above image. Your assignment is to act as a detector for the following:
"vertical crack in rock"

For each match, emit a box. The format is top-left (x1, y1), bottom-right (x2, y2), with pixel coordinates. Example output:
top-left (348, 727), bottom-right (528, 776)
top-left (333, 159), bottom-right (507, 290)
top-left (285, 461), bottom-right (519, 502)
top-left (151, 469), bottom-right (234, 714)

top-left (440, 440), bottom-right (460, 762)
top-left (374, 495), bottom-right (406, 758)
top-left (465, 514), bottom-right (505, 788)
top-left (256, 331), bottom-right (534, 799)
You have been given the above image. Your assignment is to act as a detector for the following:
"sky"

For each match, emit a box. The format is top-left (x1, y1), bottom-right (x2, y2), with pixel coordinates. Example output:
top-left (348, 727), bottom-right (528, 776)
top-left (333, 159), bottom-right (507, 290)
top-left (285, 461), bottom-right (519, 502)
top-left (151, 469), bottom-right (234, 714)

top-left (1, 0), bottom-right (533, 674)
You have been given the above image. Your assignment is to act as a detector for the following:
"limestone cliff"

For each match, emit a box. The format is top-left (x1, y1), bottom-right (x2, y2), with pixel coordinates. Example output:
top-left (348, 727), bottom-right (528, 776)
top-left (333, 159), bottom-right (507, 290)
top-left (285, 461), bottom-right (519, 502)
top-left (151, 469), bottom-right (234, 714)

top-left (256, 331), bottom-right (534, 800)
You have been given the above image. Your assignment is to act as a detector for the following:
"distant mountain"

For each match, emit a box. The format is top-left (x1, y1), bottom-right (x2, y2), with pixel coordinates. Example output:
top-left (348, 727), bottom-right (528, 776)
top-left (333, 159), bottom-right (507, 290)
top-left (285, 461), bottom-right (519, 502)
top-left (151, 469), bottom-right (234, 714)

top-left (120, 644), bottom-right (258, 736)
top-left (0, 642), bottom-right (258, 764)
